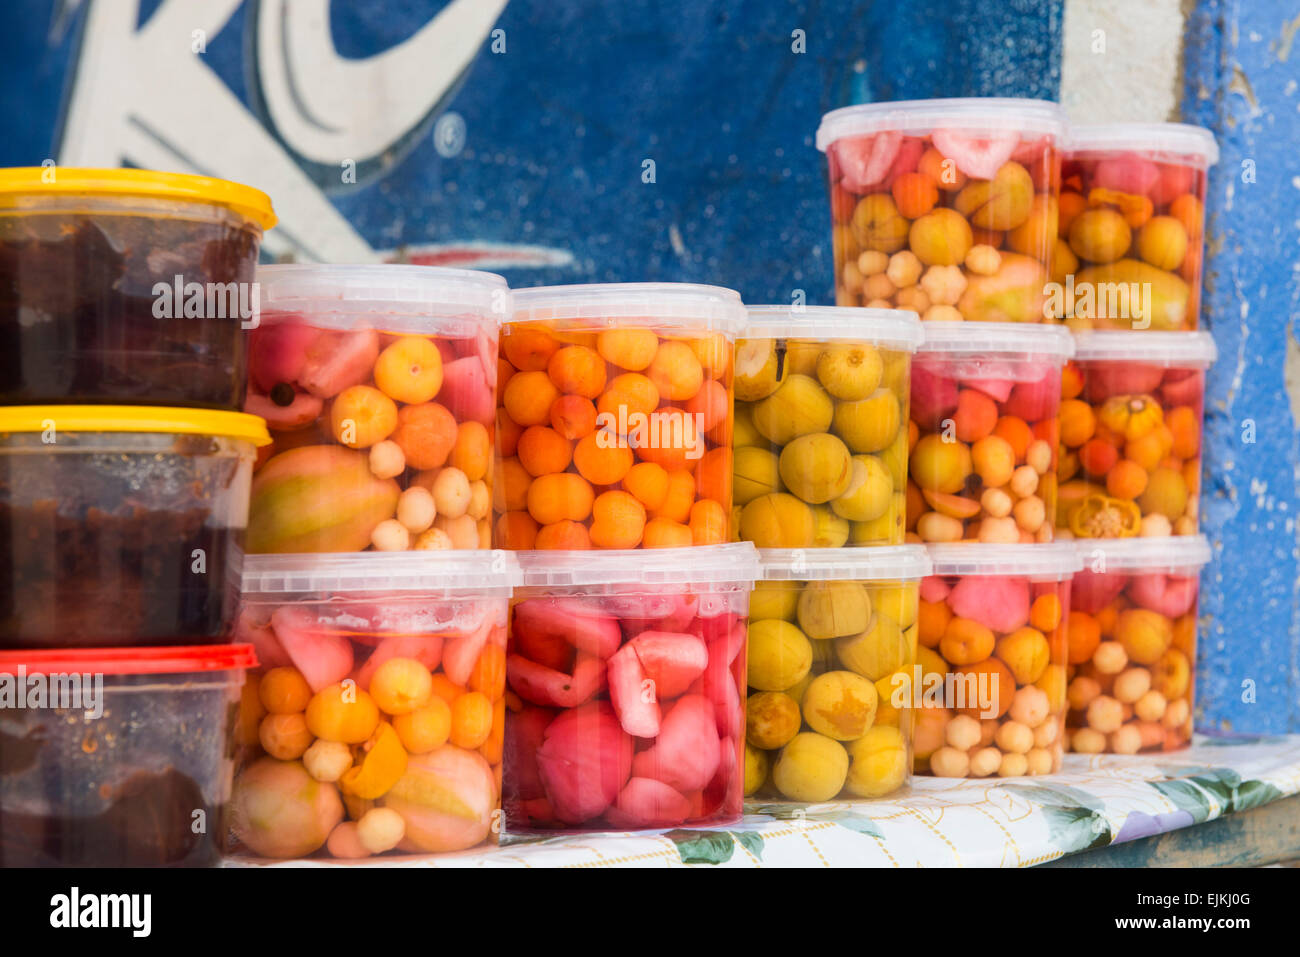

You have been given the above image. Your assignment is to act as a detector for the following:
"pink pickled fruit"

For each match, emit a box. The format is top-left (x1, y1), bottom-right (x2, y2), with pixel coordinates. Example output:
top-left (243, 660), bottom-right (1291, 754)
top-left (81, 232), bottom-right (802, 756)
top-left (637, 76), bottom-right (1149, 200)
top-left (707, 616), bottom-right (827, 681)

top-left (249, 319), bottom-right (318, 393)
top-left (684, 789), bottom-right (706, 820)
top-left (1011, 135), bottom-right (1050, 165)
top-left (881, 136), bottom-right (925, 188)
top-left (513, 598), bottom-right (622, 659)
top-left (244, 388), bottom-right (323, 431)
top-left (506, 653), bottom-right (606, 708)
top-left (512, 612), bottom-right (574, 672)
top-left (1128, 573), bottom-right (1199, 618)
top-left (630, 631), bottom-right (709, 699)
top-left (1151, 164), bottom-right (1196, 205)
top-left (1093, 157), bottom-right (1161, 196)
top-left (298, 327), bottom-right (380, 399)
top-left (503, 706), bottom-right (557, 801)
top-left (236, 608), bottom-right (292, 669)
top-left (655, 592), bottom-right (700, 632)
top-left (601, 591), bottom-right (683, 621)
top-left (356, 634), bottom-right (444, 689)
top-left (702, 735), bottom-right (741, 818)
top-left (442, 616), bottom-right (493, 686)
top-left (692, 592), bottom-right (731, 620)
top-left (1071, 569), bottom-right (1129, 614)
top-left (631, 694), bottom-right (720, 793)
top-left (383, 745), bottom-right (496, 852)
top-left (919, 576), bottom-right (951, 603)
top-left (269, 606), bottom-right (356, 692)
top-left (536, 701), bottom-right (634, 823)
top-left (509, 796), bottom-right (556, 826)
top-left (947, 575), bottom-right (1030, 633)
top-left (698, 618), bottom-right (745, 665)
top-left (475, 324), bottom-right (498, 390)
top-left (1083, 363), bottom-right (1165, 402)
top-left (1001, 371), bottom-right (1058, 422)
top-left (606, 777), bottom-right (691, 828)
top-left (607, 644), bottom-right (662, 738)
top-left (709, 673), bottom-right (742, 740)
top-left (1159, 372), bottom-right (1203, 408)
top-left (437, 356), bottom-right (494, 426)
top-left (833, 130), bottom-right (904, 192)
top-left (910, 364), bottom-right (960, 428)
top-left (964, 377), bottom-right (1014, 403)
top-left (931, 129), bottom-right (1018, 181)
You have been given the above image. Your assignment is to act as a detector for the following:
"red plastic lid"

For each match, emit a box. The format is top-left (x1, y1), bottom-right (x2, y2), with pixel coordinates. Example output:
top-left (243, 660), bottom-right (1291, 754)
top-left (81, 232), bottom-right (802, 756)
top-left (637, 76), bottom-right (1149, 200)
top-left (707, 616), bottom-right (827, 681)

top-left (0, 643), bottom-right (257, 676)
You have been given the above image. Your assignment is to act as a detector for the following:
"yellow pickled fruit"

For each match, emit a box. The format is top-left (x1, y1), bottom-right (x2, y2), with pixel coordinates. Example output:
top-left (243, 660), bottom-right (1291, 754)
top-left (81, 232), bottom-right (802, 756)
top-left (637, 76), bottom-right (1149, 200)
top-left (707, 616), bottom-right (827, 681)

top-left (1074, 259), bottom-right (1190, 330)
top-left (1068, 208), bottom-right (1132, 263)
top-left (733, 403), bottom-right (761, 447)
top-left (1151, 648), bottom-right (1191, 700)
top-left (873, 670), bottom-right (909, 726)
top-left (306, 683), bottom-right (381, 744)
top-left (1006, 194), bottom-right (1059, 260)
top-left (802, 671), bottom-right (879, 741)
top-left (785, 339), bottom-right (823, 377)
top-left (837, 613), bottom-right (909, 681)
top-left (743, 742), bottom-right (770, 796)
top-left (734, 338), bottom-right (785, 402)
top-left (877, 427), bottom-right (910, 484)
top-left (909, 207), bottom-right (974, 266)
top-left (1136, 215), bottom-right (1189, 271)
top-left (880, 349), bottom-right (910, 394)
top-left (749, 580), bottom-right (799, 622)
top-left (340, 722), bottom-right (409, 800)
top-left (733, 446), bottom-right (783, 505)
top-left (772, 732), bottom-right (849, 802)
top-left (739, 492), bottom-right (817, 547)
top-left (779, 433), bottom-right (854, 504)
top-left (747, 619), bottom-right (813, 691)
top-left (850, 493), bottom-right (904, 544)
top-left (746, 691), bottom-right (803, 749)
top-left (852, 193), bottom-right (909, 253)
top-left (956, 252), bottom-right (1048, 323)
top-left (995, 626), bottom-right (1051, 684)
top-left (811, 505), bottom-right (852, 547)
top-left (912, 705), bottom-right (951, 762)
top-left (831, 455), bottom-right (893, 522)
top-left (1139, 467), bottom-right (1189, 520)
top-left (910, 433), bottom-right (972, 495)
top-left (752, 375), bottom-right (834, 445)
top-left (833, 388), bottom-right (901, 454)
top-left (845, 725), bottom-right (908, 798)
top-left (368, 657), bottom-right (434, 715)
top-left (1116, 608), bottom-right (1174, 665)
top-left (870, 581), bottom-right (919, 630)
top-left (1050, 237), bottom-right (1080, 287)
top-left (797, 580), bottom-right (872, 640)
top-left (953, 161), bottom-right (1034, 231)
top-left (816, 342), bottom-right (883, 400)
top-left (1035, 663), bottom-right (1069, 713)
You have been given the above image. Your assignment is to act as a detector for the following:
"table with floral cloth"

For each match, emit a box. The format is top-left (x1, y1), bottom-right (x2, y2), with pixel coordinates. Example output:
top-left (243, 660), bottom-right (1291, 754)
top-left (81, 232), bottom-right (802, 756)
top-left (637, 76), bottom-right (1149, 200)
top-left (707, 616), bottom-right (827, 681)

top-left (229, 735), bottom-right (1300, 868)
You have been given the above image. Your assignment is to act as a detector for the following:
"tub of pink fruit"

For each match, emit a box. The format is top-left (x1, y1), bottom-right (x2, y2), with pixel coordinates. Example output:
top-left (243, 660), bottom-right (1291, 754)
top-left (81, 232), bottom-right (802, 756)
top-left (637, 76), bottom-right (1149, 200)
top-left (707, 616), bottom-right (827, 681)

top-left (503, 543), bottom-right (760, 833)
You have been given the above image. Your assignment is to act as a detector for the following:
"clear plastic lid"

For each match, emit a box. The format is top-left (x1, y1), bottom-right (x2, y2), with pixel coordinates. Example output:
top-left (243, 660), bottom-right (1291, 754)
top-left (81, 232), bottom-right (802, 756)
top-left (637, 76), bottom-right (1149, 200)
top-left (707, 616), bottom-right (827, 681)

top-left (743, 305), bottom-right (925, 351)
top-left (257, 264), bottom-right (509, 332)
top-left (916, 321), bottom-right (1075, 360)
top-left (926, 543), bottom-right (1082, 579)
top-left (758, 546), bottom-right (931, 582)
top-left (241, 551), bottom-right (521, 598)
top-left (511, 283), bottom-right (748, 334)
top-left (1072, 330), bottom-right (1217, 367)
top-left (1067, 123), bottom-right (1219, 167)
top-left (816, 97), bottom-right (1067, 151)
top-left (516, 542), bottom-right (760, 589)
top-left (1074, 535), bottom-right (1211, 574)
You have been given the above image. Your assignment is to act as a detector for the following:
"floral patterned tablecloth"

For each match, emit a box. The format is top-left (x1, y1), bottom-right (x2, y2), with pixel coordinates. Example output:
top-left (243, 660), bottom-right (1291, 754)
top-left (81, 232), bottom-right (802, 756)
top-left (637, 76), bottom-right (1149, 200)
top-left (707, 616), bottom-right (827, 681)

top-left (230, 735), bottom-right (1300, 868)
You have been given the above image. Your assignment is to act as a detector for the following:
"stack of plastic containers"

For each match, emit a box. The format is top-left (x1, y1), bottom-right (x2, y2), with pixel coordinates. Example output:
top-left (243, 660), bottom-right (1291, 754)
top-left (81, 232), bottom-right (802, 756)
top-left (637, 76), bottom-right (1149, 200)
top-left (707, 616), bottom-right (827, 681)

top-left (0, 168), bottom-right (275, 865)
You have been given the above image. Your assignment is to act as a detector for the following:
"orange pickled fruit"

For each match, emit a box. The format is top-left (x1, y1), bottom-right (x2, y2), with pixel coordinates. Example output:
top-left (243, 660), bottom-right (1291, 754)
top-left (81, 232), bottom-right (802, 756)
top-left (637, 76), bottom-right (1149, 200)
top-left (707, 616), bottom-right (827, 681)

top-left (1060, 363), bottom-right (1085, 400)
top-left (258, 666), bottom-right (312, 715)
top-left (993, 416), bottom-right (1033, 460)
top-left (573, 432), bottom-right (635, 486)
top-left (690, 333), bottom-right (732, 380)
top-left (1058, 190), bottom-right (1087, 236)
top-left (597, 329), bottom-right (660, 371)
top-left (498, 357), bottom-right (517, 392)
top-left (236, 679), bottom-right (266, 747)
top-left (503, 370), bottom-right (561, 427)
top-left (689, 499), bottom-right (727, 544)
top-left (597, 372), bottom-right (660, 420)
top-left (1125, 430), bottom-right (1165, 472)
top-left (1029, 593), bottom-right (1063, 632)
top-left (633, 408), bottom-right (701, 472)
top-left (916, 599), bottom-right (951, 648)
top-left (547, 345), bottom-right (607, 398)
top-left (1167, 405), bottom-right (1201, 459)
top-left (550, 394), bottom-right (598, 439)
top-left (535, 519), bottom-right (593, 549)
top-left (891, 171), bottom-right (939, 219)
top-left (694, 446), bottom-right (731, 504)
top-left (502, 327), bottom-right (559, 371)
top-left (590, 490), bottom-right (647, 548)
top-left (624, 461), bottom-right (670, 510)
top-left (305, 683), bottom-right (381, 744)
top-left (496, 457), bottom-right (532, 512)
top-left (340, 722), bottom-right (408, 800)
top-left (1106, 459), bottom-right (1148, 500)
top-left (259, 712), bottom-right (313, 760)
top-left (331, 385), bottom-right (398, 449)
top-left (653, 469), bottom-right (697, 523)
top-left (955, 658), bottom-right (1016, 718)
top-left (496, 407), bottom-right (523, 457)
top-left (1169, 193), bottom-right (1204, 240)
top-left (1058, 399), bottom-right (1096, 449)
top-left (685, 379), bottom-right (729, 433)
top-left (369, 657), bottom-right (435, 715)
top-left (646, 341), bottom-right (704, 401)
top-left (479, 696), bottom-right (507, 765)
top-left (469, 643), bottom-right (508, 700)
top-left (952, 389), bottom-right (998, 443)
top-left (450, 691), bottom-right (494, 749)
top-left (496, 510), bottom-right (539, 549)
top-left (449, 420), bottom-right (491, 481)
top-left (374, 335), bottom-right (445, 405)
top-left (391, 402), bottom-right (458, 470)
top-left (919, 147), bottom-right (966, 192)
top-left (940, 617), bottom-right (996, 666)
top-left (527, 472), bottom-right (594, 525)
top-left (1066, 610), bottom-right (1102, 664)
top-left (428, 673), bottom-right (466, 704)
top-left (391, 697), bottom-right (452, 754)
top-left (643, 517), bottom-right (693, 548)
top-left (517, 425), bottom-right (574, 477)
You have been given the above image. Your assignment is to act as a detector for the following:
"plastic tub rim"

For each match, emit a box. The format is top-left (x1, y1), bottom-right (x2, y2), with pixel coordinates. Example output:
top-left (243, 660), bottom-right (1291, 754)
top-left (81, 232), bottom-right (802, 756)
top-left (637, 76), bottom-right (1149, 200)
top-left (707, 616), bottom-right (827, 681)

top-left (743, 305), bottom-right (925, 350)
top-left (925, 542), bottom-right (1082, 578)
top-left (817, 97), bottom-right (1068, 151)
top-left (1073, 534), bottom-right (1212, 573)
top-left (1067, 122), bottom-right (1220, 166)
top-left (915, 320), bottom-right (1075, 360)
top-left (241, 550), bottom-right (522, 596)
top-left (510, 282), bottom-right (748, 333)
top-left (757, 545), bottom-right (932, 581)
top-left (515, 542), bottom-right (760, 588)
top-left (1071, 330), bottom-right (1218, 366)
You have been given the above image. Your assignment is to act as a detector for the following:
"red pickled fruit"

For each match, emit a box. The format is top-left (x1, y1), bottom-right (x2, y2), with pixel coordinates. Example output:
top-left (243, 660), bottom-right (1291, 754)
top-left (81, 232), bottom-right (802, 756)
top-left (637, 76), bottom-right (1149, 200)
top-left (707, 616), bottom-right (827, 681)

top-left (946, 575), bottom-right (1030, 633)
top-left (1000, 372), bottom-right (1058, 422)
top-left (1128, 573), bottom-right (1199, 618)
top-left (919, 576), bottom-right (951, 603)
top-left (630, 631), bottom-right (709, 699)
top-left (299, 328), bottom-right (380, 399)
top-left (702, 735), bottom-right (741, 818)
top-left (882, 137), bottom-right (925, 189)
top-left (607, 645), bottom-right (662, 737)
top-left (707, 673), bottom-right (742, 740)
top-left (512, 613), bottom-right (574, 672)
top-left (236, 608), bottom-right (292, 669)
top-left (631, 694), bottom-right (721, 793)
top-left (833, 130), bottom-right (904, 192)
top-left (506, 653), bottom-right (606, 709)
top-left (1159, 371), bottom-right (1203, 408)
top-left (249, 319), bottom-right (318, 393)
top-left (1151, 164), bottom-right (1196, 205)
top-left (695, 617), bottom-right (745, 664)
top-left (1071, 568), bottom-right (1129, 615)
top-left (536, 701), bottom-right (634, 823)
top-left (270, 606), bottom-right (356, 691)
top-left (655, 592), bottom-right (701, 633)
top-left (356, 634), bottom-right (444, 689)
top-left (607, 777), bottom-right (691, 828)
top-left (438, 355), bottom-right (495, 426)
top-left (512, 598), bottom-right (622, 659)
top-left (503, 706), bottom-right (557, 800)
top-left (1083, 363), bottom-right (1165, 402)
top-left (910, 365), bottom-right (960, 428)
top-left (442, 617), bottom-right (493, 686)
top-left (245, 388), bottom-right (323, 431)
top-left (931, 129), bottom-right (1018, 181)
top-left (964, 377), bottom-right (1014, 403)
top-left (1092, 157), bottom-right (1161, 196)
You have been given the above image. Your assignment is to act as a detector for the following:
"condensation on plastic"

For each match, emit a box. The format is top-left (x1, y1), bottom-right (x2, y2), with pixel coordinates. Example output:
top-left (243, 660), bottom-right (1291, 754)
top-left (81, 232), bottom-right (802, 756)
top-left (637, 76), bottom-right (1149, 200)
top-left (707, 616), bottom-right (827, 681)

top-left (743, 305), bottom-right (925, 351)
top-left (757, 545), bottom-right (931, 582)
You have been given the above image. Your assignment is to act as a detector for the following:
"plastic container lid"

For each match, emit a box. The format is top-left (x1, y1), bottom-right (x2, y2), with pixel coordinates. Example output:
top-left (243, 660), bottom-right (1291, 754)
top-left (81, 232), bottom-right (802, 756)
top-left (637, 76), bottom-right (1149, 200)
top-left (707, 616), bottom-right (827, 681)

top-left (744, 305), bottom-right (925, 351)
top-left (0, 167), bottom-right (276, 229)
top-left (1072, 330), bottom-right (1217, 367)
top-left (757, 546), bottom-right (931, 582)
top-left (258, 264), bottom-right (509, 326)
top-left (926, 543), bottom-right (1082, 579)
top-left (916, 321), bottom-right (1075, 360)
top-left (511, 283), bottom-right (748, 334)
top-left (1067, 123), bottom-right (1219, 167)
top-left (1074, 535), bottom-right (1211, 573)
top-left (0, 643), bottom-right (257, 676)
top-left (241, 551), bottom-right (522, 597)
top-left (816, 97), bottom-right (1067, 151)
top-left (516, 542), bottom-right (760, 588)
top-left (0, 405), bottom-right (271, 446)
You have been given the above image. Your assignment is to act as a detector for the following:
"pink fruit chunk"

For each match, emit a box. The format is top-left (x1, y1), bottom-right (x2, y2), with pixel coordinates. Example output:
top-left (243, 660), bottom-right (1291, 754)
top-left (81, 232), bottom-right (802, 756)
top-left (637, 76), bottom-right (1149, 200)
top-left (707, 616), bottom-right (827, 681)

top-left (244, 388), bottom-right (323, 431)
top-left (356, 634), bottom-right (444, 689)
top-left (709, 675), bottom-right (742, 740)
top-left (442, 616), bottom-right (493, 686)
top-left (931, 129), bottom-right (1018, 181)
top-left (601, 591), bottom-right (687, 622)
top-left (910, 364), bottom-right (960, 428)
top-left (298, 328), bottom-right (380, 399)
top-left (507, 653), bottom-right (606, 709)
top-left (513, 598), bottom-right (622, 659)
top-left (269, 606), bottom-right (356, 692)
top-left (630, 631), bottom-right (709, 699)
top-left (536, 701), bottom-right (634, 824)
top-left (881, 136), bottom-right (925, 189)
top-left (655, 591), bottom-right (701, 632)
top-left (1150, 163), bottom-right (1196, 205)
top-left (1071, 568), bottom-right (1129, 614)
top-left (474, 324), bottom-right (499, 390)
top-left (1000, 371), bottom-right (1058, 422)
top-left (236, 608), bottom-right (292, 669)
top-left (964, 377), bottom-right (1014, 403)
top-left (1010, 135), bottom-right (1051, 165)
top-left (947, 576), bottom-right (1030, 633)
top-left (631, 694), bottom-right (720, 793)
top-left (1083, 362), bottom-right (1165, 402)
top-left (607, 644), bottom-right (662, 738)
top-left (503, 706), bottom-right (557, 801)
top-left (1128, 573), bottom-right (1199, 619)
top-left (833, 131), bottom-right (904, 193)
top-left (1159, 372), bottom-right (1203, 409)
top-left (694, 617), bottom-right (745, 665)
top-left (606, 777), bottom-right (691, 829)
top-left (1093, 157), bottom-right (1161, 196)
top-left (437, 356), bottom-right (495, 426)
top-left (702, 735), bottom-right (741, 819)
top-left (249, 318), bottom-right (318, 393)
top-left (512, 613), bottom-right (574, 672)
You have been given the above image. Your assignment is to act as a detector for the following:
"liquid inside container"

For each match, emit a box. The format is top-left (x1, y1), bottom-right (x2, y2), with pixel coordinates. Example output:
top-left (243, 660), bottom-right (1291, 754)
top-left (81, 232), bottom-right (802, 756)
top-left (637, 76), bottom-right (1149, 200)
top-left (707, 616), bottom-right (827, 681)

top-left (734, 306), bottom-right (924, 548)
top-left (0, 644), bottom-right (255, 867)
top-left (503, 543), bottom-right (759, 832)
top-left (0, 406), bottom-right (269, 648)
top-left (0, 169), bottom-right (275, 409)
top-left (1066, 535), bottom-right (1211, 754)
top-left (744, 546), bottom-right (931, 804)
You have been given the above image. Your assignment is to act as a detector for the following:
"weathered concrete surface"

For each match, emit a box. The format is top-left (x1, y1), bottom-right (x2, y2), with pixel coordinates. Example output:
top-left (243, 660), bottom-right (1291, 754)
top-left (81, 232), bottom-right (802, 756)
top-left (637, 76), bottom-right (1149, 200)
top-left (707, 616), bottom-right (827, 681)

top-left (1061, 0), bottom-right (1186, 122)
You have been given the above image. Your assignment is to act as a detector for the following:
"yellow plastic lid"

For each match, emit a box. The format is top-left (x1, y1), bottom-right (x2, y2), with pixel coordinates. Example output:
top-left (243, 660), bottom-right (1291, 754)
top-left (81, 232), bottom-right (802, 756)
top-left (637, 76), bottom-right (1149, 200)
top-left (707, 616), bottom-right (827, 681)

top-left (0, 406), bottom-right (272, 446)
top-left (0, 167), bottom-right (277, 230)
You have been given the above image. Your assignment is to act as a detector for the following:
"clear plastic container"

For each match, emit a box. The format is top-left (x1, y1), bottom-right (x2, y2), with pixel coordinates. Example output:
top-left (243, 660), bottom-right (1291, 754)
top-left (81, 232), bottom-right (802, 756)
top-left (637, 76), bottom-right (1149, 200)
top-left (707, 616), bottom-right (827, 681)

top-left (0, 168), bottom-right (276, 409)
top-left (245, 264), bottom-right (507, 554)
top-left (0, 643), bottom-right (255, 867)
top-left (1059, 331), bottom-right (1215, 537)
top-left (734, 306), bottom-right (925, 548)
top-left (1066, 535), bottom-right (1210, 753)
top-left (503, 542), bottom-right (760, 831)
top-left (816, 99), bottom-right (1067, 322)
top-left (744, 546), bottom-right (930, 803)
top-left (0, 406), bottom-right (269, 648)
top-left (908, 322), bottom-right (1074, 542)
top-left (1062, 124), bottom-right (1218, 330)
top-left (226, 550), bottom-right (519, 861)
top-left (496, 283), bottom-right (747, 550)
top-left (917, 543), bottom-right (1080, 778)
